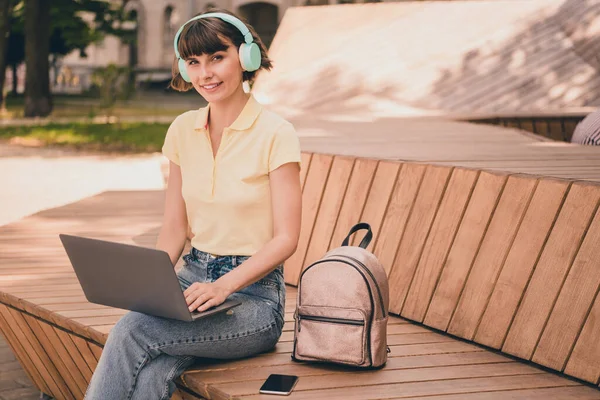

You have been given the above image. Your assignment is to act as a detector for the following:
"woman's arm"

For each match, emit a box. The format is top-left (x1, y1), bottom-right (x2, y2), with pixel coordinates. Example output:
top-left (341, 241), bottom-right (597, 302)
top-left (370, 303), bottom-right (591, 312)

top-left (185, 161), bottom-right (301, 312)
top-left (217, 161), bottom-right (302, 292)
top-left (156, 161), bottom-right (189, 266)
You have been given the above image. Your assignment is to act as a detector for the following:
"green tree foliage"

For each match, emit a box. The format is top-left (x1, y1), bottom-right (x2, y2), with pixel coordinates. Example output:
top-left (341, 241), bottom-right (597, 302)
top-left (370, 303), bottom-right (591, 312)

top-left (0, 0), bottom-right (135, 117)
top-left (92, 63), bottom-right (133, 121)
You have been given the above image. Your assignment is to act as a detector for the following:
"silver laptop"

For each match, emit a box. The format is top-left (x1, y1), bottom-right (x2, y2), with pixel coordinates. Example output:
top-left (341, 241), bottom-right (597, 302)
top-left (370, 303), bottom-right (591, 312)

top-left (59, 234), bottom-right (241, 322)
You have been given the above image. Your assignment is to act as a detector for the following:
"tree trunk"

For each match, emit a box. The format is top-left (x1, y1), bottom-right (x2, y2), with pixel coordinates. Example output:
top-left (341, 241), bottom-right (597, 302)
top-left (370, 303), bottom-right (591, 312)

top-left (10, 63), bottom-right (16, 94)
top-left (0, 0), bottom-right (11, 107)
top-left (24, 0), bottom-right (52, 117)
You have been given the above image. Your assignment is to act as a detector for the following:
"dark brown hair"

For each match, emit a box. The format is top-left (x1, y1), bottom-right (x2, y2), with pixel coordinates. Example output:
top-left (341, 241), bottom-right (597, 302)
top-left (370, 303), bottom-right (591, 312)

top-left (170, 8), bottom-right (272, 91)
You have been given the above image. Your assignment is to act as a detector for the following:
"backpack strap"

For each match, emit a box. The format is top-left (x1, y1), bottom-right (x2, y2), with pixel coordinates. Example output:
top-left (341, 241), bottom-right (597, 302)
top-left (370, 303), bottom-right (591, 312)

top-left (342, 223), bottom-right (373, 249)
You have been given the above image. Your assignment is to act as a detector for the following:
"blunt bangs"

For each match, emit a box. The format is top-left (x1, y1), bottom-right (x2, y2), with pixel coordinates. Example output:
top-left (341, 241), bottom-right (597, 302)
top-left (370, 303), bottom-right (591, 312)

top-left (177, 19), bottom-right (241, 59)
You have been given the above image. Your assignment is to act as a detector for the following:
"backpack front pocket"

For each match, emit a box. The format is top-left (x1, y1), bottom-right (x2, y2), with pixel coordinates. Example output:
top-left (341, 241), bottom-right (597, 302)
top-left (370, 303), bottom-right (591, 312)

top-left (295, 305), bottom-right (367, 365)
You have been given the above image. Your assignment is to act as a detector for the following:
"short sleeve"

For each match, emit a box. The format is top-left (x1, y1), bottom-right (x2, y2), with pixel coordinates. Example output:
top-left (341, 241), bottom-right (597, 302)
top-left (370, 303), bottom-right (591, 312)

top-left (268, 122), bottom-right (302, 172)
top-left (162, 118), bottom-right (180, 165)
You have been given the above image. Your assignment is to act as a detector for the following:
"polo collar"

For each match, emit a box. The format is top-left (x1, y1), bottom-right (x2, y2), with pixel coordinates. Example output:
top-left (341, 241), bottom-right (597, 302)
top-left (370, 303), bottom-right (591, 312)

top-left (194, 95), bottom-right (262, 131)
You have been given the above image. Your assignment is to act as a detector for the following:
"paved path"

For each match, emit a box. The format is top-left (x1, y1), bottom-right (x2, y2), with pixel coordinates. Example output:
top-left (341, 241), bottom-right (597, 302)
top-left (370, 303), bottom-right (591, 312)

top-left (0, 143), bottom-right (167, 399)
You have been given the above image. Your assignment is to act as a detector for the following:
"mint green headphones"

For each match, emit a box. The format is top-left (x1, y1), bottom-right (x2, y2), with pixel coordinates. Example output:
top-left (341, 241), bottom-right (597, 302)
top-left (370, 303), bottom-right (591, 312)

top-left (173, 12), bottom-right (262, 82)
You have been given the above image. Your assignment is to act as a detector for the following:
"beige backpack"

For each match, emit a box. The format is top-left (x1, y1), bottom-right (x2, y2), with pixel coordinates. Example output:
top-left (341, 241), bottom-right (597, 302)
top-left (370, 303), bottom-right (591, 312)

top-left (292, 223), bottom-right (390, 369)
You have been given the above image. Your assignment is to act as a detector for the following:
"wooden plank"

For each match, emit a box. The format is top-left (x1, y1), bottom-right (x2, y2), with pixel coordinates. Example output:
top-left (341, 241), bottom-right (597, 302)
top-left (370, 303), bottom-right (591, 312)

top-left (284, 153), bottom-right (334, 285)
top-left (213, 363), bottom-right (544, 398)
top-left (402, 168), bottom-right (479, 322)
top-left (373, 163), bottom-right (426, 276)
top-left (189, 352), bottom-right (513, 384)
top-left (474, 179), bottom-right (570, 349)
top-left (182, 349), bottom-right (506, 378)
top-left (235, 374), bottom-right (577, 400)
top-left (34, 318), bottom-right (89, 397)
top-left (299, 152), bottom-right (312, 190)
top-left (72, 335), bottom-right (99, 372)
top-left (401, 386), bottom-right (600, 399)
top-left (302, 156), bottom-right (354, 267)
top-left (51, 326), bottom-right (94, 382)
top-left (3, 306), bottom-right (71, 400)
top-left (350, 161), bottom-right (401, 250)
top-left (503, 183), bottom-right (600, 360)
top-left (388, 165), bottom-right (453, 314)
top-left (448, 176), bottom-right (537, 340)
top-left (23, 315), bottom-right (82, 399)
top-left (533, 206), bottom-right (600, 372)
top-left (424, 172), bottom-right (507, 331)
top-left (327, 158), bottom-right (378, 251)
top-left (564, 290), bottom-right (600, 384)
top-left (0, 304), bottom-right (48, 395)
top-left (88, 342), bottom-right (104, 362)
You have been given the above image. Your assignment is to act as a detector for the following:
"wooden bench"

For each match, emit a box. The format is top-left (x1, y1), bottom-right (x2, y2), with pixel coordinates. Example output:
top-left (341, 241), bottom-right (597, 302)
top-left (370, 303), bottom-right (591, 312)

top-left (1, 152), bottom-right (600, 399)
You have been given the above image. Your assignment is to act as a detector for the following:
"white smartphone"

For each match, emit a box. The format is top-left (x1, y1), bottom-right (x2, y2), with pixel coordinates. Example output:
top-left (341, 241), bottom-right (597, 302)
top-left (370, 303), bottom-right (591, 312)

top-left (259, 374), bottom-right (299, 395)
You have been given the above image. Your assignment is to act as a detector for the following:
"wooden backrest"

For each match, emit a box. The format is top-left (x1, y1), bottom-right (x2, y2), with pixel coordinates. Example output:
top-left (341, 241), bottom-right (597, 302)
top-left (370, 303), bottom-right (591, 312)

top-left (285, 152), bottom-right (600, 386)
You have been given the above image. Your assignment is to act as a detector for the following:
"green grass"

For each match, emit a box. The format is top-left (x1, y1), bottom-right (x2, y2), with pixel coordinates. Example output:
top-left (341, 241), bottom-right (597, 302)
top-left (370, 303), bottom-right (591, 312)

top-left (0, 122), bottom-right (171, 153)
top-left (2, 95), bottom-right (195, 119)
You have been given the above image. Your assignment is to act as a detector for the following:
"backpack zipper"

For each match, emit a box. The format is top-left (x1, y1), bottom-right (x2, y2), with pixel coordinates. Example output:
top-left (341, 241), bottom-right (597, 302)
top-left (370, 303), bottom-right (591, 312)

top-left (297, 314), bottom-right (365, 331)
top-left (329, 254), bottom-right (387, 317)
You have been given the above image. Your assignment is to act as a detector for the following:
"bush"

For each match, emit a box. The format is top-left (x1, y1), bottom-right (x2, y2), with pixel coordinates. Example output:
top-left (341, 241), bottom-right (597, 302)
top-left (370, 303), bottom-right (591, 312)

top-left (91, 64), bottom-right (135, 120)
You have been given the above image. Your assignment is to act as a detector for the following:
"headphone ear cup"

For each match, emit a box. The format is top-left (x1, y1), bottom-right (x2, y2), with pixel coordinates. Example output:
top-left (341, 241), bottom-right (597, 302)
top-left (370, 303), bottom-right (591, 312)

top-left (238, 43), bottom-right (261, 72)
top-left (178, 58), bottom-right (191, 82)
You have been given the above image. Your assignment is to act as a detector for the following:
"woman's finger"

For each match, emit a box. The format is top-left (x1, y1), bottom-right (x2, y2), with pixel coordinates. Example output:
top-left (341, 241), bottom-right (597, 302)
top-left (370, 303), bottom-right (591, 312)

top-left (196, 298), bottom-right (215, 312)
top-left (184, 282), bottom-right (202, 297)
top-left (186, 289), bottom-right (207, 306)
top-left (189, 293), bottom-right (210, 311)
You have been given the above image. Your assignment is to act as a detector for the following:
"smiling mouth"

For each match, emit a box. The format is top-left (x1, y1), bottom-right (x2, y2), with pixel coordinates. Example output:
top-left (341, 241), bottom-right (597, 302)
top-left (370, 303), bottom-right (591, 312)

top-left (201, 82), bottom-right (222, 90)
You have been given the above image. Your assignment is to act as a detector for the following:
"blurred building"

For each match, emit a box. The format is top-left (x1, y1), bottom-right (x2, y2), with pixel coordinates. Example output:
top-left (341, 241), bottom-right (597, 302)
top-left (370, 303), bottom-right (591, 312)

top-left (54, 0), bottom-right (354, 92)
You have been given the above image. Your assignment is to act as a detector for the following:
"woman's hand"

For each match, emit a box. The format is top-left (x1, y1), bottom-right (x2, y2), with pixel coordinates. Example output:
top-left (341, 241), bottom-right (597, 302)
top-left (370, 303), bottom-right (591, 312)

top-left (183, 282), bottom-right (231, 313)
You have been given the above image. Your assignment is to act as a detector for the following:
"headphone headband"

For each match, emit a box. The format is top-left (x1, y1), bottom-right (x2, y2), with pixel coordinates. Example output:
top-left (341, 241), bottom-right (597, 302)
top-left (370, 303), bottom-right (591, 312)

top-left (173, 12), bottom-right (254, 59)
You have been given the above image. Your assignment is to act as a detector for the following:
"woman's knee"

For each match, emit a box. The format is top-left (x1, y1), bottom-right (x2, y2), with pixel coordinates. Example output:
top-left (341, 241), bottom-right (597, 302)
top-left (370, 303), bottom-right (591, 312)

top-left (106, 312), bottom-right (152, 349)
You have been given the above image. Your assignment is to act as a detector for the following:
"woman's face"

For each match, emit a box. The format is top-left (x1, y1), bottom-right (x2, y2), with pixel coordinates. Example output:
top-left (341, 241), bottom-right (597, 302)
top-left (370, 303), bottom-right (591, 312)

top-left (184, 38), bottom-right (244, 103)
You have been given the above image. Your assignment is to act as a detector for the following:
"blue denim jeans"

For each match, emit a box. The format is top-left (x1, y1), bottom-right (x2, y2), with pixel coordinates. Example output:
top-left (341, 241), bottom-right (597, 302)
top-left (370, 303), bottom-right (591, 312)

top-left (84, 248), bottom-right (285, 400)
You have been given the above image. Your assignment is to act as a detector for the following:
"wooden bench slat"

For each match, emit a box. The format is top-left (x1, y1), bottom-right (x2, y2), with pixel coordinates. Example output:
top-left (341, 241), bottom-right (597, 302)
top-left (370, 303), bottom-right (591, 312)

top-left (374, 163), bottom-right (427, 276)
top-left (214, 362), bottom-right (544, 398)
top-left (474, 179), bottom-right (570, 349)
top-left (50, 326), bottom-right (94, 382)
top-left (0, 304), bottom-right (50, 395)
top-left (503, 183), bottom-right (600, 360)
top-left (8, 290), bottom-right (84, 299)
top-left (25, 315), bottom-right (85, 399)
top-left (299, 152), bottom-right (312, 190)
top-left (448, 176), bottom-right (538, 340)
top-left (284, 153), bottom-right (334, 285)
top-left (533, 206), bottom-right (600, 371)
top-left (327, 157), bottom-right (378, 252)
top-left (402, 168), bottom-right (479, 322)
top-left (237, 374), bottom-right (579, 400)
top-left (34, 318), bottom-right (89, 397)
top-left (302, 156), bottom-right (354, 267)
top-left (564, 290), bottom-right (600, 384)
top-left (388, 165), bottom-right (454, 314)
top-left (191, 352), bottom-right (513, 384)
top-left (349, 161), bottom-right (401, 249)
top-left (182, 350), bottom-right (505, 380)
top-left (423, 172), bottom-right (507, 331)
top-left (72, 335), bottom-right (100, 372)
top-left (3, 306), bottom-right (73, 399)
top-left (400, 386), bottom-right (600, 400)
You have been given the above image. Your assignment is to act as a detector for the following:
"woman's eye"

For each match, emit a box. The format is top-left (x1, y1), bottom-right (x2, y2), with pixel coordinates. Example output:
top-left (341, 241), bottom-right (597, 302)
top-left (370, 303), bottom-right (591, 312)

top-left (212, 55), bottom-right (223, 61)
top-left (187, 60), bottom-right (197, 65)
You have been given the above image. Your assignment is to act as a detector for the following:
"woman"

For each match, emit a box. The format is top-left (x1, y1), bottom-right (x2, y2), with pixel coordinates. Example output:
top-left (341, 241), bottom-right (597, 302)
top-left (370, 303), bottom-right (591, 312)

top-left (85, 9), bottom-right (302, 399)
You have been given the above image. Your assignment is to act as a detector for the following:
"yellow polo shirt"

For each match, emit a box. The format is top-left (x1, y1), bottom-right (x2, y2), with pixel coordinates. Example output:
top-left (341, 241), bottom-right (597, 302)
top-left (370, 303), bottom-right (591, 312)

top-left (162, 95), bottom-right (301, 256)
